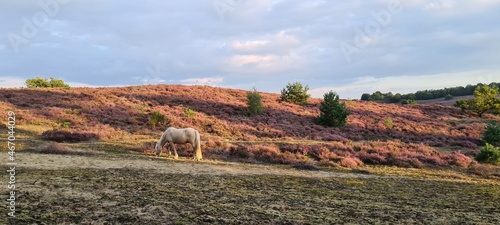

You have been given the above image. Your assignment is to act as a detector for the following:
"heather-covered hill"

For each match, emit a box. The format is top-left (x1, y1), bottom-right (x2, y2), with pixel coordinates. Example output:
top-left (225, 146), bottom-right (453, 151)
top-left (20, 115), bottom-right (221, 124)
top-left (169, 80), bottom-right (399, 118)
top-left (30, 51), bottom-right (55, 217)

top-left (1, 85), bottom-right (498, 168)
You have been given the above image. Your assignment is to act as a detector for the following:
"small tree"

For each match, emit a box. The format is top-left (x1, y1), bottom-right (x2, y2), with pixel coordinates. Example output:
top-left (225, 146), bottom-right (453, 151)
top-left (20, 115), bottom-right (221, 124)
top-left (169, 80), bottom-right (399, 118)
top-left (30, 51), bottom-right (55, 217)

top-left (360, 93), bottom-right (371, 101)
top-left (444, 94), bottom-right (454, 100)
top-left (280, 82), bottom-right (310, 105)
top-left (391, 93), bottom-right (402, 103)
top-left (496, 98), bottom-right (500, 115)
top-left (483, 123), bottom-right (500, 147)
top-left (454, 86), bottom-right (500, 117)
top-left (148, 111), bottom-right (165, 127)
top-left (475, 143), bottom-right (500, 164)
top-left (317, 91), bottom-right (350, 127)
top-left (26, 77), bottom-right (51, 88)
top-left (454, 99), bottom-right (473, 111)
top-left (384, 92), bottom-right (394, 102)
top-left (26, 77), bottom-right (69, 88)
top-left (371, 91), bottom-right (384, 101)
top-left (49, 77), bottom-right (70, 88)
top-left (472, 85), bottom-right (499, 117)
top-left (246, 87), bottom-right (263, 115)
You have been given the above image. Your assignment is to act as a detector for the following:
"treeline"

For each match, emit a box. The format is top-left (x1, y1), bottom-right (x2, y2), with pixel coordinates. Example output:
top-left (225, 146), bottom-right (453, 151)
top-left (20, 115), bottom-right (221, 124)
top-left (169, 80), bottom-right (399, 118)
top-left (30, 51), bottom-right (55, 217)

top-left (361, 82), bottom-right (500, 103)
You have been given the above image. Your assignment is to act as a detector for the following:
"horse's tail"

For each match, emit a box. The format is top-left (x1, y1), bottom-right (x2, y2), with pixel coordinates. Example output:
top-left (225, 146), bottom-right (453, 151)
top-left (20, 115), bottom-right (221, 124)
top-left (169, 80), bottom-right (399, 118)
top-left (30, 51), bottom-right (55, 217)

top-left (194, 130), bottom-right (202, 160)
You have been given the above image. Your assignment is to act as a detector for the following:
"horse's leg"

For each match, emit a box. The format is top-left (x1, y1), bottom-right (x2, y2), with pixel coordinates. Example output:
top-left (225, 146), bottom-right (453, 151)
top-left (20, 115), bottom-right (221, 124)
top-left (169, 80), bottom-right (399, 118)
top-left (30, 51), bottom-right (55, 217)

top-left (171, 142), bottom-right (178, 159)
top-left (166, 143), bottom-right (172, 156)
top-left (191, 142), bottom-right (198, 161)
top-left (155, 143), bottom-right (161, 157)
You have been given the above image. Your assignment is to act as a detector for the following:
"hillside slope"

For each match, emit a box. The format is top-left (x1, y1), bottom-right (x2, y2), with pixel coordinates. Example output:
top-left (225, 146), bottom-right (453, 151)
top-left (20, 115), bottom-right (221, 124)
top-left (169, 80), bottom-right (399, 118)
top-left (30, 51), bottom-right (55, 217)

top-left (1, 85), bottom-right (498, 168)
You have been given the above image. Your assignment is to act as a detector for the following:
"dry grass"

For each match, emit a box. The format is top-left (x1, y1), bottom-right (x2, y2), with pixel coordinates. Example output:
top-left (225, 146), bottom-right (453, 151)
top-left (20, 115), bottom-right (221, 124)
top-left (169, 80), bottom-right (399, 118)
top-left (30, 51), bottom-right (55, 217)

top-left (2, 85), bottom-right (499, 224)
top-left (4, 167), bottom-right (499, 224)
top-left (1, 85), bottom-right (499, 171)
top-left (26, 142), bottom-right (103, 156)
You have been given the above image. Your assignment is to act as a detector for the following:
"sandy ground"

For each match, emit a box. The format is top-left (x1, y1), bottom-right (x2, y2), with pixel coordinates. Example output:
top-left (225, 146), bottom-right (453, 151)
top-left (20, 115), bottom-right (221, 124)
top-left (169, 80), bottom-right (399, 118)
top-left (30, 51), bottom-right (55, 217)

top-left (3, 152), bottom-right (500, 224)
top-left (11, 152), bottom-right (378, 179)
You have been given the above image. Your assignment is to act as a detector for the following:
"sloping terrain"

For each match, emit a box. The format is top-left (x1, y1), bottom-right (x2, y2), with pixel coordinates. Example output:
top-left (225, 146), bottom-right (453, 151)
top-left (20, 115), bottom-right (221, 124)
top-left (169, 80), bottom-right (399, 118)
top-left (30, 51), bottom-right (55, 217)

top-left (0, 85), bottom-right (498, 168)
top-left (1, 85), bottom-right (500, 224)
top-left (416, 95), bottom-right (474, 106)
top-left (1, 151), bottom-right (499, 224)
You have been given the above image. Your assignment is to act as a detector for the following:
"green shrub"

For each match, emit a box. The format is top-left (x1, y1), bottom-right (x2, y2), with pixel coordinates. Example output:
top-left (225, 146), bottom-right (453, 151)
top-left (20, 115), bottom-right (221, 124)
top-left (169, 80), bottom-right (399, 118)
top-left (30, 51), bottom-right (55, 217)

top-left (454, 99), bottom-right (472, 111)
top-left (280, 82), bottom-right (310, 105)
top-left (41, 130), bottom-right (99, 142)
top-left (371, 91), bottom-right (384, 101)
top-left (183, 107), bottom-right (196, 119)
top-left (475, 143), bottom-right (500, 164)
top-left (246, 88), bottom-right (264, 115)
top-left (444, 94), bottom-right (454, 100)
top-left (384, 118), bottom-right (393, 129)
top-left (472, 85), bottom-right (499, 117)
top-left (26, 77), bottom-right (50, 88)
top-left (48, 77), bottom-right (70, 88)
top-left (360, 93), bottom-right (371, 101)
top-left (148, 111), bottom-right (165, 127)
top-left (483, 123), bottom-right (500, 146)
top-left (317, 91), bottom-right (350, 127)
top-left (390, 93), bottom-right (402, 103)
top-left (26, 77), bottom-right (70, 88)
top-left (454, 86), bottom-right (500, 117)
top-left (401, 99), bottom-right (417, 105)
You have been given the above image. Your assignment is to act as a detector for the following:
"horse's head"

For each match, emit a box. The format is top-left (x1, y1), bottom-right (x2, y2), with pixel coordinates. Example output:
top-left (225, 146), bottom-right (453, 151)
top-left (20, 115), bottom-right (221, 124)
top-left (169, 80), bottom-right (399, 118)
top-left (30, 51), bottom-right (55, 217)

top-left (154, 143), bottom-right (161, 156)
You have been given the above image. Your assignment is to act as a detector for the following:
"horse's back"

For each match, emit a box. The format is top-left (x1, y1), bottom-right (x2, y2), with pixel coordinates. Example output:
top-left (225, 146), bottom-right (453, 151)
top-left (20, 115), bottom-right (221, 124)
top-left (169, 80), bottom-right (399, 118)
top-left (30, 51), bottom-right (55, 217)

top-left (183, 128), bottom-right (197, 140)
top-left (165, 127), bottom-right (197, 143)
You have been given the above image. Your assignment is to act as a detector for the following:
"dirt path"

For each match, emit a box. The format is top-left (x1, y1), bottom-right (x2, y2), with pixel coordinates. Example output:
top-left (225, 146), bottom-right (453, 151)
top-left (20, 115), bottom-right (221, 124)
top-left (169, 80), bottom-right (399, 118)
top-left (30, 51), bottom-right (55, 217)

top-left (4, 152), bottom-right (500, 224)
top-left (12, 152), bottom-right (378, 179)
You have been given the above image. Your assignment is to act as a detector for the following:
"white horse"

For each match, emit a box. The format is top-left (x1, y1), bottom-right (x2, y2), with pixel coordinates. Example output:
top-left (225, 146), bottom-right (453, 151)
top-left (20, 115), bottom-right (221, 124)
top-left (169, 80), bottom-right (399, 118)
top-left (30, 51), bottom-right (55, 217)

top-left (155, 127), bottom-right (202, 160)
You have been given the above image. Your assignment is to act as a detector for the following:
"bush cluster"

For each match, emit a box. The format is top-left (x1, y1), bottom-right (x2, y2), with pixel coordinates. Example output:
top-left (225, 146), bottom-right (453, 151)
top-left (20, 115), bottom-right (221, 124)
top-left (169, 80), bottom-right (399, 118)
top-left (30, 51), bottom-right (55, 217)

top-left (476, 123), bottom-right (500, 164)
top-left (148, 111), bottom-right (166, 127)
top-left (401, 99), bottom-right (417, 105)
top-left (183, 107), bottom-right (196, 118)
top-left (483, 123), bottom-right (500, 146)
top-left (42, 130), bottom-right (99, 142)
top-left (280, 82), bottom-right (310, 105)
top-left (246, 88), bottom-right (264, 115)
top-left (362, 82), bottom-right (500, 101)
top-left (26, 77), bottom-right (70, 88)
top-left (453, 85), bottom-right (500, 117)
top-left (3, 83), bottom-right (493, 169)
top-left (475, 144), bottom-right (500, 164)
top-left (317, 91), bottom-right (349, 127)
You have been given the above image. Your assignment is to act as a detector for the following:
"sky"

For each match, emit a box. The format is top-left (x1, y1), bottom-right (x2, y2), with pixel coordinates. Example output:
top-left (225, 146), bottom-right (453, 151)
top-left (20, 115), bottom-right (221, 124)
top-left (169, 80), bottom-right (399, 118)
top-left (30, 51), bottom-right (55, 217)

top-left (1, 0), bottom-right (500, 99)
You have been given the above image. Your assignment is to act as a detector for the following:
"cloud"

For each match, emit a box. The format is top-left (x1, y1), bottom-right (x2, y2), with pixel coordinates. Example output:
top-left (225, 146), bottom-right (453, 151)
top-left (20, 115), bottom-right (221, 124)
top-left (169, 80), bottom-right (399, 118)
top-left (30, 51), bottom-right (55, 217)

top-left (0, 0), bottom-right (499, 97)
top-left (231, 40), bottom-right (269, 52)
top-left (226, 52), bottom-right (304, 73)
top-left (67, 81), bottom-right (102, 88)
top-left (409, 0), bottom-right (500, 15)
top-left (0, 77), bottom-right (25, 88)
top-left (180, 76), bottom-right (224, 86)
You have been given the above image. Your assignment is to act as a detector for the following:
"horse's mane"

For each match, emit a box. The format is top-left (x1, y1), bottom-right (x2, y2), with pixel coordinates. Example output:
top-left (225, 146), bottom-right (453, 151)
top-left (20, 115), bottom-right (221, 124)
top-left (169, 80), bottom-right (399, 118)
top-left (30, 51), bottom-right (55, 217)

top-left (156, 127), bottom-right (172, 150)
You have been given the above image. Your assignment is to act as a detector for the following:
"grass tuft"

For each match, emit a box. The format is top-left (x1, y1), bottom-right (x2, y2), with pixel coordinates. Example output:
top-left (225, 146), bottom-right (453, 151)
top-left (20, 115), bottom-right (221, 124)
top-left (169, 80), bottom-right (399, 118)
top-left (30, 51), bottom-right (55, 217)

top-left (28, 142), bottom-right (103, 156)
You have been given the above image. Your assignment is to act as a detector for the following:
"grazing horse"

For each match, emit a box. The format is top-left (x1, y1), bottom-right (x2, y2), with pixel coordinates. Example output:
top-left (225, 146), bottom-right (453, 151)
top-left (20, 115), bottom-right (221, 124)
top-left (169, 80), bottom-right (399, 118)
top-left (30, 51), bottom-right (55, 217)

top-left (155, 127), bottom-right (202, 160)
